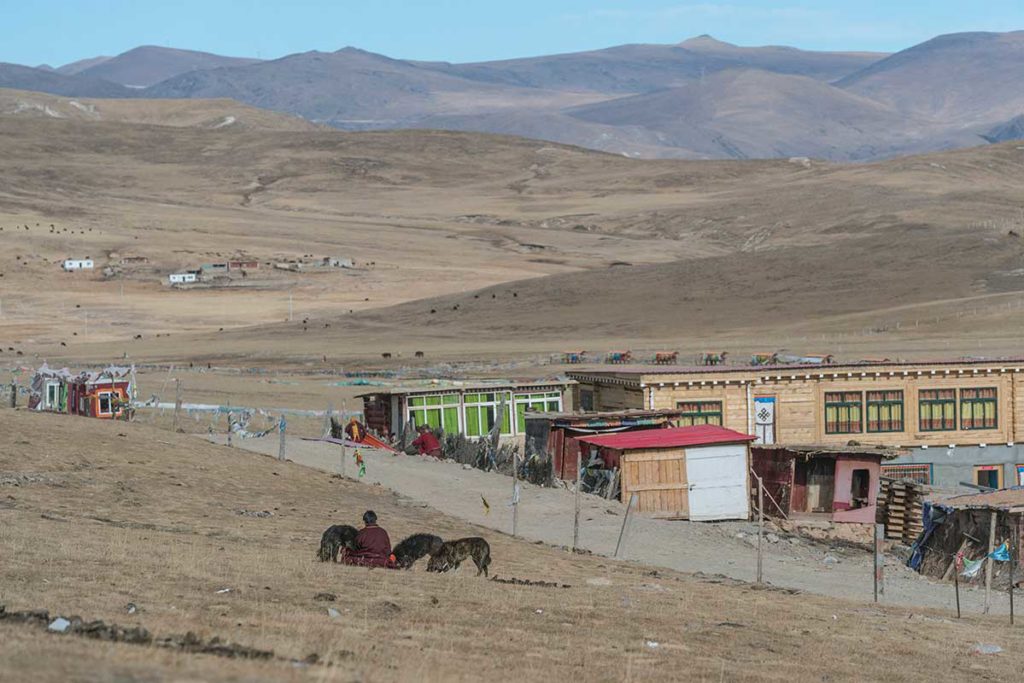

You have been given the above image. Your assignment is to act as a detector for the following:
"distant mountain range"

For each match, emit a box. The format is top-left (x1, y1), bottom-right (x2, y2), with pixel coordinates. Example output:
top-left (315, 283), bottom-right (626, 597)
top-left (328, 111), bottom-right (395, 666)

top-left (2, 32), bottom-right (1024, 160)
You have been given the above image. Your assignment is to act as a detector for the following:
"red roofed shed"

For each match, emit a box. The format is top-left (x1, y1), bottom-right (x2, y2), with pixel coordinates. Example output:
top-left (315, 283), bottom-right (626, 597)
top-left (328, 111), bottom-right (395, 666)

top-left (577, 426), bottom-right (754, 521)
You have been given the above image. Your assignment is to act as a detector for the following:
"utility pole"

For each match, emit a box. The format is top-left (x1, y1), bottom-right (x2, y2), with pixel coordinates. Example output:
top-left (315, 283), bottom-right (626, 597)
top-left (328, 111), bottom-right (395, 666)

top-left (288, 292), bottom-right (293, 322)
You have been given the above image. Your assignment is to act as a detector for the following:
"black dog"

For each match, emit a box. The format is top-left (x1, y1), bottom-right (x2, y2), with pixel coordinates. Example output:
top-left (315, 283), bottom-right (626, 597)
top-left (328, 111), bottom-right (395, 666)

top-left (317, 524), bottom-right (359, 562)
top-left (426, 537), bottom-right (491, 577)
top-left (392, 533), bottom-right (444, 569)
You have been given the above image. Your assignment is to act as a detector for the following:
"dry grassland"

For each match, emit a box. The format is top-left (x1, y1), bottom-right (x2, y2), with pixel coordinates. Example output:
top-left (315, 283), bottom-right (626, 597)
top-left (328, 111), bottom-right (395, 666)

top-left (2, 409), bottom-right (1024, 681)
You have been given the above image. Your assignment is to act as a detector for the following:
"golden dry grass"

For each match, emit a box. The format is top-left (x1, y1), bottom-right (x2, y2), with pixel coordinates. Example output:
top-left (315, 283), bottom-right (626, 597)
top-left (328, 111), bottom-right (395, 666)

top-left (2, 409), bottom-right (1024, 682)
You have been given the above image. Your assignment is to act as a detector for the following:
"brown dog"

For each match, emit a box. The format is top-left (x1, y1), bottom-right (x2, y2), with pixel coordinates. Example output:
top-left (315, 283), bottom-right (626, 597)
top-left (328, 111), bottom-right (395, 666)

top-left (426, 537), bottom-right (491, 577)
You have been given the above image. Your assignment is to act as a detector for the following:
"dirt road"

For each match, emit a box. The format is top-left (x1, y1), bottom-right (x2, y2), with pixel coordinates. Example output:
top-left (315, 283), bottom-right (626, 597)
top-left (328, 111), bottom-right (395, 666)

top-left (218, 434), bottom-right (1011, 616)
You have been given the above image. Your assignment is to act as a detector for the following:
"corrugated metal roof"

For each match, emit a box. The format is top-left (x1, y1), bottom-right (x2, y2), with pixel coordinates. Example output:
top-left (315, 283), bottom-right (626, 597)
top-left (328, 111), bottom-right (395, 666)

top-left (576, 425), bottom-right (755, 450)
top-left (355, 379), bottom-right (571, 398)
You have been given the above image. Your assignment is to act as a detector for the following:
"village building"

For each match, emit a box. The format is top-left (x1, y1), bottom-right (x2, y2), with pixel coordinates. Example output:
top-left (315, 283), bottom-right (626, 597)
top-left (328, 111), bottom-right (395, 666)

top-left (525, 408), bottom-right (689, 481)
top-left (750, 444), bottom-right (901, 523)
top-left (574, 425), bottom-right (754, 520)
top-left (62, 258), bottom-right (94, 271)
top-left (28, 363), bottom-right (72, 412)
top-left (68, 366), bottom-right (134, 419)
top-left (168, 271), bottom-right (198, 284)
top-left (358, 380), bottom-right (570, 441)
top-left (227, 259), bottom-right (260, 271)
top-left (200, 263), bottom-right (229, 274)
top-left (568, 358), bottom-right (1024, 491)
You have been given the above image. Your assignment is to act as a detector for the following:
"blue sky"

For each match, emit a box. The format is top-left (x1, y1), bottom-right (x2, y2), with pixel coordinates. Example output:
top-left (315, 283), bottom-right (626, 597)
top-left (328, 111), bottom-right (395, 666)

top-left (5, 0), bottom-right (1024, 68)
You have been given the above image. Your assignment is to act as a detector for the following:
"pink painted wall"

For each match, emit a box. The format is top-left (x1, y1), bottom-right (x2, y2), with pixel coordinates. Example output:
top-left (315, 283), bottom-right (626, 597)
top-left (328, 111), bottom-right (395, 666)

top-left (831, 455), bottom-right (881, 524)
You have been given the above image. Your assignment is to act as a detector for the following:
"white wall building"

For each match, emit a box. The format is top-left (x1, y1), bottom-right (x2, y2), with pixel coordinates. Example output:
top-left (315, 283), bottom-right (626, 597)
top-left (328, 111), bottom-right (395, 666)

top-left (62, 258), bottom-right (94, 271)
top-left (168, 272), bottom-right (198, 284)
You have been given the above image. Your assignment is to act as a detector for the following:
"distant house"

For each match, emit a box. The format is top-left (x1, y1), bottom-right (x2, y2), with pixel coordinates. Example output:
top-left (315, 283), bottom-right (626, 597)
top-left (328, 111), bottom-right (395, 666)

top-left (228, 260), bottom-right (259, 271)
top-left (324, 257), bottom-right (354, 269)
top-left (29, 363), bottom-right (72, 412)
top-left (358, 380), bottom-right (570, 440)
top-left (168, 271), bottom-right (198, 285)
top-left (62, 258), bottom-right (94, 271)
top-left (68, 366), bottom-right (134, 420)
top-left (119, 256), bottom-right (149, 265)
top-left (200, 263), bottom-right (229, 273)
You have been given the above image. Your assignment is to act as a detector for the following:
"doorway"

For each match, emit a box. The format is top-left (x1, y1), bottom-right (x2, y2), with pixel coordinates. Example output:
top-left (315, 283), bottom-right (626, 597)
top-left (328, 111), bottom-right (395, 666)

top-left (793, 458), bottom-right (836, 513)
top-left (974, 465), bottom-right (1003, 490)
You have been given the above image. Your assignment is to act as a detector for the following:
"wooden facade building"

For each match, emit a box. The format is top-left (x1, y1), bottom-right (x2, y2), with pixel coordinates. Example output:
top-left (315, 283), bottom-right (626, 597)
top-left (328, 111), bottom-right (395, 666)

top-left (569, 359), bottom-right (1024, 490)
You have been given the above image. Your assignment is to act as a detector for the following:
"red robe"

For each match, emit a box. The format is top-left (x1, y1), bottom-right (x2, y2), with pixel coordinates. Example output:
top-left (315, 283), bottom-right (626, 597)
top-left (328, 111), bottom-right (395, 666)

top-left (412, 431), bottom-right (442, 456)
top-left (342, 524), bottom-right (393, 568)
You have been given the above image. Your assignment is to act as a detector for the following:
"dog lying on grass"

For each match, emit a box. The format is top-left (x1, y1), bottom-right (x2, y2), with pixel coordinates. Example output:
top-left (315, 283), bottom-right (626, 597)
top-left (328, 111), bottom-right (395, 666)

top-left (317, 524), bottom-right (359, 562)
top-left (426, 537), bottom-right (491, 577)
top-left (392, 533), bottom-right (444, 569)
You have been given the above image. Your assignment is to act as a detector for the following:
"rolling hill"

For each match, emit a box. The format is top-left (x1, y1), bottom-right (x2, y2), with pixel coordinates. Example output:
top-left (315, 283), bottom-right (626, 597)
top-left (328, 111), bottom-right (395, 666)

top-left (0, 87), bottom-right (320, 130)
top-left (0, 62), bottom-right (131, 98)
top-left (67, 45), bottom-right (262, 88)
top-left (838, 31), bottom-right (1024, 125)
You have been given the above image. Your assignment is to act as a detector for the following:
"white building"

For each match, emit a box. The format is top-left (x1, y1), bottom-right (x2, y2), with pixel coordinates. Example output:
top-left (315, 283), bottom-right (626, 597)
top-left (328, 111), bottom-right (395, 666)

top-left (62, 258), bottom-right (94, 271)
top-left (168, 272), bottom-right (198, 284)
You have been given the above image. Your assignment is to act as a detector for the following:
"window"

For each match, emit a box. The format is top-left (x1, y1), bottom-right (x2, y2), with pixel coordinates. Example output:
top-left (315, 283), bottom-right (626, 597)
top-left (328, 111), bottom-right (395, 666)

top-left (46, 382), bottom-right (60, 407)
top-left (961, 388), bottom-right (997, 430)
top-left (97, 392), bottom-right (114, 416)
top-left (514, 391), bottom-right (562, 433)
top-left (408, 394), bottom-right (460, 433)
top-left (919, 389), bottom-right (956, 431)
top-left (824, 392), bottom-right (862, 434)
top-left (881, 463), bottom-right (932, 485)
top-left (463, 392), bottom-right (512, 437)
top-left (677, 401), bottom-right (723, 426)
top-left (579, 389), bottom-right (594, 412)
top-left (866, 390), bottom-right (903, 432)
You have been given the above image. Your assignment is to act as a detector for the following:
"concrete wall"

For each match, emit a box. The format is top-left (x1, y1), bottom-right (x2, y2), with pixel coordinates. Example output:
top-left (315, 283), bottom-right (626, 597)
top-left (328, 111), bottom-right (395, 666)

top-left (890, 444), bottom-right (1024, 490)
top-left (832, 456), bottom-right (880, 523)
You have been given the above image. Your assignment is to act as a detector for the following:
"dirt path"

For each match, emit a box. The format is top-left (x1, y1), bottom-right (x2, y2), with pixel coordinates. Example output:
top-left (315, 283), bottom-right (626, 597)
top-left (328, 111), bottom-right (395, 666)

top-left (215, 434), bottom-right (1012, 615)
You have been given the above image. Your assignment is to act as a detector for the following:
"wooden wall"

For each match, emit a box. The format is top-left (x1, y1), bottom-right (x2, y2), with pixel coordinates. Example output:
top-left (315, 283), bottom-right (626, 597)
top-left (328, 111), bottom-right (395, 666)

top-left (620, 447), bottom-right (689, 517)
top-left (576, 366), bottom-right (1024, 447)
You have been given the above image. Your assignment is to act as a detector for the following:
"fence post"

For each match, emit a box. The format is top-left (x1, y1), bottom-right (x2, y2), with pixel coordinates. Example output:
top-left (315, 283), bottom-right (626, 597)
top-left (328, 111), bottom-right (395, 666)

top-left (322, 402), bottom-right (334, 438)
top-left (512, 451), bottom-right (520, 537)
top-left (984, 511), bottom-right (997, 614)
top-left (572, 450), bottom-right (582, 551)
top-left (278, 415), bottom-right (287, 461)
top-left (226, 412), bottom-right (233, 448)
top-left (757, 477), bottom-right (764, 585)
top-left (172, 379), bottom-right (182, 432)
top-left (614, 493), bottom-right (638, 558)
top-left (874, 524), bottom-right (885, 602)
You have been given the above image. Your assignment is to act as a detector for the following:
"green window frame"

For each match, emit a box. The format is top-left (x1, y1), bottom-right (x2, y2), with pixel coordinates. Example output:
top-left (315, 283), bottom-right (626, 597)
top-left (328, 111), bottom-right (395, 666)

top-left (961, 387), bottom-right (997, 430)
top-left (677, 401), bottom-right (723, 427)
top-left (825, 392), bottom-right (862, 434)
top-left (919, 389), bottom-right (956, 431)
top-left (514, 391), bottom-right (563, 433)
top-left (464, 392), bottom-right (512, 437)
top-left (866, 390), bottom-right (904, 433)
top-left (408, 394), bottom-right (460, 433)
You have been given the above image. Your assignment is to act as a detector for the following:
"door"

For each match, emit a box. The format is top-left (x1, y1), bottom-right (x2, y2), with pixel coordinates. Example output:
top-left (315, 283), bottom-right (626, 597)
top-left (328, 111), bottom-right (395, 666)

top-left (975, 465), bottom-right (1003, 489)
top-left (806, 459), bottom-right (836, 512)
top-left (685, 444), bottom-right (750, 521)
top-left (620, 450), bottom-right (689, 518)
top-left (754, 397), bottom-right (776, 444)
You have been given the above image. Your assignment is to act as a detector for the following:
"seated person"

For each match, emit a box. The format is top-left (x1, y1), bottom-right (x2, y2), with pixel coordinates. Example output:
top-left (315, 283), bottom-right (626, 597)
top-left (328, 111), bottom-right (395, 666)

top-left (411, 425), bottom-right (443, 457)
top-left (344, 417), bottom-right (367, 442)
top-left (341, 510), bottom-right (393, 568)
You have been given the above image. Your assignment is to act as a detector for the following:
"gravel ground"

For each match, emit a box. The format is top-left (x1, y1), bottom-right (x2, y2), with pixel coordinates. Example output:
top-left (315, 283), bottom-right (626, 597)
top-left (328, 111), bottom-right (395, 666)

top-left (216, 434), bottom-right (1013, 616)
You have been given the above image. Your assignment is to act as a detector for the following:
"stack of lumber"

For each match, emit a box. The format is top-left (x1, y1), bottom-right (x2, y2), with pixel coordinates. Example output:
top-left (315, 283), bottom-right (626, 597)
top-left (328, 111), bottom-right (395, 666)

top-left (877, 479), bottom-right (925, 543)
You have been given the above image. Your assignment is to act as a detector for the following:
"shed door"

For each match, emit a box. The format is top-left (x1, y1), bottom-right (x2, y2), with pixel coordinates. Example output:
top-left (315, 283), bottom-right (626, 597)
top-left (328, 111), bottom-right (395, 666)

top-left (620, 450), bottom-right (689, 518)
top-left (685, 444), bottom-right (750, 521)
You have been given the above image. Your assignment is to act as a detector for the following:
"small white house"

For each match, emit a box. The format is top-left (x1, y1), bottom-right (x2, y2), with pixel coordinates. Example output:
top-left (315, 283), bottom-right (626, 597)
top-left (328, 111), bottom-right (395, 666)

top-left (62, 258), bottom-right (94, 271)
top-left (168, 272), bottom-right (198, 284)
